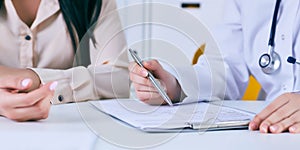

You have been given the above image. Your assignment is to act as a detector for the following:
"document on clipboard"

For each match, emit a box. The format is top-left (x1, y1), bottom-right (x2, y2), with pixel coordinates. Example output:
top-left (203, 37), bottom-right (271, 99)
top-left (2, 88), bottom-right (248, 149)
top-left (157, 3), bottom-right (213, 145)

top-left (90, 99), bottom-right (255, 133)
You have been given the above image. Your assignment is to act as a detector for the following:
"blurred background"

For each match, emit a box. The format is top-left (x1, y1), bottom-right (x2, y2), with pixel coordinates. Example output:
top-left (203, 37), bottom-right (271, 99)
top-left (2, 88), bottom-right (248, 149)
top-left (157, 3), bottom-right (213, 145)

top-left (115, 1), bottom-right (260, 100)
top-left (116, 0), bottom-right (225, 59)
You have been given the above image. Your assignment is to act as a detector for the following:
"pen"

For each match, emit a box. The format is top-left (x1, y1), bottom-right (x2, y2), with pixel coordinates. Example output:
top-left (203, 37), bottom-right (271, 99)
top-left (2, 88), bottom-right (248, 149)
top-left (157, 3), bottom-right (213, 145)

top-left (129, 49), bottom-right (173, 106)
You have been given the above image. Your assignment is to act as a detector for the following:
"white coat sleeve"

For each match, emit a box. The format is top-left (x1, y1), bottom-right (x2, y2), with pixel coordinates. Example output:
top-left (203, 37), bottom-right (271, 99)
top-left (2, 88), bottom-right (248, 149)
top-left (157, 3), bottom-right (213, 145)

top-left (170, 0), bottom-right (249, 101)
top-left (212, 0), bottom-right (250, 99)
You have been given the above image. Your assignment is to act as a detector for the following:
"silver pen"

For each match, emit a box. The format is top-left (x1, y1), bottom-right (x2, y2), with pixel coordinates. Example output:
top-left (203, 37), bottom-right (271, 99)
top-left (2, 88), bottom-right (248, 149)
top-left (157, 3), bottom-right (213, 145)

top-left (129, 49), bottom-right (173, 106)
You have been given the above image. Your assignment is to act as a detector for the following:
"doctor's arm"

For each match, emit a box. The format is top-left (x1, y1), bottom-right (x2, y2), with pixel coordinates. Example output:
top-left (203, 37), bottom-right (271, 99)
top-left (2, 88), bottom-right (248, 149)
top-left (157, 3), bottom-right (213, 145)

top-left (129, 0), bottom-right (249, 103)
top-left (211, 0), bottom-right (250, 100)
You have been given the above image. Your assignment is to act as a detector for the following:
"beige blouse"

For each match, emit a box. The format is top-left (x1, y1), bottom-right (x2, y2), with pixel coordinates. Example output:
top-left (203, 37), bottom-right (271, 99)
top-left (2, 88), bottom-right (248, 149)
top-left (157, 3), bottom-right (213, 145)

top-left (0, 0), bottom-right (129, 104)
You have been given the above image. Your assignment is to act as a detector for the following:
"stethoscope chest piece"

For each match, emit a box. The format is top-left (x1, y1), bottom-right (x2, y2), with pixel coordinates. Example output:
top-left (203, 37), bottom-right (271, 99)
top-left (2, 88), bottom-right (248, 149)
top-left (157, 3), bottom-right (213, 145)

top-left (259, 51), bottom-right (281, 74)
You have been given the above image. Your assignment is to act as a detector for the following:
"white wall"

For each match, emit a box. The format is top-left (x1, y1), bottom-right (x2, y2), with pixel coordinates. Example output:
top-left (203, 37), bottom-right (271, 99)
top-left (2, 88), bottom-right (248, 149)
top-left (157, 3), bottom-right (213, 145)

top-left (115, 0), bottom-right (225, 61)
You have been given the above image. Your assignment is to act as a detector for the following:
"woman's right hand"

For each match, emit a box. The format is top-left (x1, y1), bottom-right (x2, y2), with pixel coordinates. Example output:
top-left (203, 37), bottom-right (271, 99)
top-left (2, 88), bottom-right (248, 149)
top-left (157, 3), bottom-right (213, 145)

top-left (0, 66), bottom-right (41, 92)
top-left (0, 78), bottom-right (57, 122)
top-left (129, 59), bottom-right (182, 105)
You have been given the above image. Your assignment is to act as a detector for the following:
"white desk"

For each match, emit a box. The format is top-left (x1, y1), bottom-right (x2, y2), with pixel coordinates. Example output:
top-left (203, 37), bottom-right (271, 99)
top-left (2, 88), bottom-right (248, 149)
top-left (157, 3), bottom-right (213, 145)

top-left (1, 100), bottom-right (300, 150)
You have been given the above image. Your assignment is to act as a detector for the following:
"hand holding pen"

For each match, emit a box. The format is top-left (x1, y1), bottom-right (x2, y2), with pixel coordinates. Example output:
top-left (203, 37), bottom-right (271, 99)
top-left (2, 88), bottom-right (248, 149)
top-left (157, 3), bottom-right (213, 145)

top-left (128, 49), bottom-right (182, 106)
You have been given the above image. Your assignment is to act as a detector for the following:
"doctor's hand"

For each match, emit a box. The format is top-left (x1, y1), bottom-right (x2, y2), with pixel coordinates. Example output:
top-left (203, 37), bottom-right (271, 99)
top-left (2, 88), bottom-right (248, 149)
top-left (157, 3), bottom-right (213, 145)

top-left (129, 60), bottom-right (182, 105)
top-left (249, 93), bottom-right (300, 133)
top-left (0, 80), bottom-right (57, 122)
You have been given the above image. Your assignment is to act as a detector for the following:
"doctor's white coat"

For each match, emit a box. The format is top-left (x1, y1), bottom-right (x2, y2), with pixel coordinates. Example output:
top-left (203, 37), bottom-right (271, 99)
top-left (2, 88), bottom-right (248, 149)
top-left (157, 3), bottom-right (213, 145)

top-left (180, 0), bottom-right (300, 101)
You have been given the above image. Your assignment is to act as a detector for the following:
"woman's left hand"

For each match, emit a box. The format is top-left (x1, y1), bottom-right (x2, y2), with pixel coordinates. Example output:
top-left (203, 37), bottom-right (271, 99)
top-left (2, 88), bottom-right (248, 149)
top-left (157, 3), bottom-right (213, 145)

top-left (249, 93), bottom-right (300, 133)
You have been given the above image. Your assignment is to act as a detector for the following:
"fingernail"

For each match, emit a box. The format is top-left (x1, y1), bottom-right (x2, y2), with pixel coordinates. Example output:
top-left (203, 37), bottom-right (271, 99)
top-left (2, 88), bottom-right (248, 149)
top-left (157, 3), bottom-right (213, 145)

top-left (270, 125), bottom-right (278, 133)
top-left (142, 70), bottom-right (148, 77)
top-left (21, 78), bottom-right (31, 87)
top-left (49, 81), bottom-right (58, 91)
top-left (249, 122), bottom-right (257, 130)
top-left (261, 125), bottom-right (268, 133)
top-left (290, 126), bottom-right (297, 132)
top-left (144, 61), bottom-right (150, 66)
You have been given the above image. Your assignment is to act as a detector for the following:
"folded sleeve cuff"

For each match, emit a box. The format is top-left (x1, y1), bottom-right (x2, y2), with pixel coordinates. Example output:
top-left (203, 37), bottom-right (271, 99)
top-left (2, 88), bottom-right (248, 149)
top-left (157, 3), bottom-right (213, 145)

top-left (29, 68), bottom-right (74, 104)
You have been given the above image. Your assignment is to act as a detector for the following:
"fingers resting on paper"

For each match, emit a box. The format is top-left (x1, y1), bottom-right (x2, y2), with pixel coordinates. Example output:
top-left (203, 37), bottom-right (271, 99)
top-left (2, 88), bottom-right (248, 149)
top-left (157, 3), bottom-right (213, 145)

top-left (249, 93), bottom-right (300, 133)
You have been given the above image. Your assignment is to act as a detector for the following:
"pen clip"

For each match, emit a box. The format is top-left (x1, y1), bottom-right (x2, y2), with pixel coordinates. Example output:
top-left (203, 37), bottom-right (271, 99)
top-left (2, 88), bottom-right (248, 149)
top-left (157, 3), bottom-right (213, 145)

top-left (129, 49), bottom-right (144, 67)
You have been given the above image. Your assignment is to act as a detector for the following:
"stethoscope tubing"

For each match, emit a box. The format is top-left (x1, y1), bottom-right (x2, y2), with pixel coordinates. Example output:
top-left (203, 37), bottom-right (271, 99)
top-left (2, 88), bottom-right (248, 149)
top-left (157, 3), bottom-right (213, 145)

top-left (259, 0), bottom-right (282, 74)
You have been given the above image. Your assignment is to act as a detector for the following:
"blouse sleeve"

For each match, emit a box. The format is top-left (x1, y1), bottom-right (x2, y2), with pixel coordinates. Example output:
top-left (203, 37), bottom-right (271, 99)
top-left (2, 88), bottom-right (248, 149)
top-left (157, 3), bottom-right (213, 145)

top-left (31, 0), bottom-right (129, 104)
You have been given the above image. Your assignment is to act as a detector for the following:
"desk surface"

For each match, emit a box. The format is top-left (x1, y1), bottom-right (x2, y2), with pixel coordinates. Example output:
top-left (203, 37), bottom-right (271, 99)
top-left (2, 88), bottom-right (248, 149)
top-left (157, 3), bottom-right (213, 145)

top-left (1, 100), bottom-right (300, 150)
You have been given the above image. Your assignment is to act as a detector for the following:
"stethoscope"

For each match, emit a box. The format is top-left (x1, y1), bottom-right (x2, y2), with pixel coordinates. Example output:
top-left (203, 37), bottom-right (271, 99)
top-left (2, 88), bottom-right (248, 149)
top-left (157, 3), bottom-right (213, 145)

top-left (259, 0), bottom-right (282, 74)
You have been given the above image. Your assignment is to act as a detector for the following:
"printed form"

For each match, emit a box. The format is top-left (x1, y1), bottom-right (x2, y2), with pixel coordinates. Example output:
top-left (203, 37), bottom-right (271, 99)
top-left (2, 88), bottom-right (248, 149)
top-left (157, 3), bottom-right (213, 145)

top-left (90, 99), bottom-right (255, 132)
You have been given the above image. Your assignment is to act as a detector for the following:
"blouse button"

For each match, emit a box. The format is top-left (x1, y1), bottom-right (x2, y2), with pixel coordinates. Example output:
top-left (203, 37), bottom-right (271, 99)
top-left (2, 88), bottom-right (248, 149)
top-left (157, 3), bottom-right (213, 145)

top-left (25, 35), bottom-right (31, 41)
top-left (58, 95), bottom-right (64, 102)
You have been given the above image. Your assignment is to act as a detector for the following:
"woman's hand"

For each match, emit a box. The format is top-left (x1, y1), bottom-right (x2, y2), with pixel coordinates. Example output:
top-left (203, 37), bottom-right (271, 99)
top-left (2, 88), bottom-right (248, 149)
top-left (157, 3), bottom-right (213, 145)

top-left (129, 60), bottom-right (182, 105)
top-left (0, 66), bottom-right (57, 121)
top-left (0, 66), bottom-right (41, 92)
top-left (249, 93), bottom-right (300, 133)
top-left (0, 80), bottom-right (57, 122)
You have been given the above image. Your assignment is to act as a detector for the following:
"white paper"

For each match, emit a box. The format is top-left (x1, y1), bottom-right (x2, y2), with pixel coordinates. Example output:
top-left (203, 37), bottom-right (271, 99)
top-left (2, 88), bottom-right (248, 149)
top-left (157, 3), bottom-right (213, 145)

top-left (90, 99), bottom-right (255, 132)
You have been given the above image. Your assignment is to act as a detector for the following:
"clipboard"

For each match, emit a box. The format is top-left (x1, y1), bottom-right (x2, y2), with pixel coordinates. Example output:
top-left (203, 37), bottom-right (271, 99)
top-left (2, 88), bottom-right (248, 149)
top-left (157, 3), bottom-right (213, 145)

top-left (90, 99), bottom-right (255, 133)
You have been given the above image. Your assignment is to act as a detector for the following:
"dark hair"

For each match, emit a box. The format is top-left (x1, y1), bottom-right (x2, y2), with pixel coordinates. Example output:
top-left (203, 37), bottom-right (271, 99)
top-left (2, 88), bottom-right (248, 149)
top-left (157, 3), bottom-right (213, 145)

top-left (0, 0), bottom-right (102, 66)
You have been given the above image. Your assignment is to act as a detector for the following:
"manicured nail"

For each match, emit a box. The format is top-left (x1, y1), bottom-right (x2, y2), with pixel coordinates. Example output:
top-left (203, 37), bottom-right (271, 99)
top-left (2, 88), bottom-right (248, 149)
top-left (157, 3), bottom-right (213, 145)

top-left (21, 78), bottom-right (31, 87)
top-left (49, 81), bottom-right (58, 91)
top-left (290, 126), bottom-right (297, 132)
top-left (270, 125), bottom-right (278, 133)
